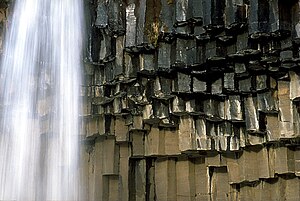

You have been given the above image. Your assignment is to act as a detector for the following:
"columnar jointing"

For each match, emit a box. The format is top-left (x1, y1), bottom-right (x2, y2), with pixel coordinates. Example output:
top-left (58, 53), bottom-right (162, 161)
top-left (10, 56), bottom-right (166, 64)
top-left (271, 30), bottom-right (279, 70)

top-left (1, 0), bottom-right (300, 200)
top-left (80, 0), bottom-right (300, 200)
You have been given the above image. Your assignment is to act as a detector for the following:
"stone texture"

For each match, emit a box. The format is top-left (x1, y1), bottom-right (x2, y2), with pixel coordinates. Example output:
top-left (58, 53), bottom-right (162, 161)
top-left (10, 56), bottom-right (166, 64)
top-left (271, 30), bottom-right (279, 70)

top-left (81, 0), bottom-right (300, 188)
top-left (3, 0), bottom-right (300, 200)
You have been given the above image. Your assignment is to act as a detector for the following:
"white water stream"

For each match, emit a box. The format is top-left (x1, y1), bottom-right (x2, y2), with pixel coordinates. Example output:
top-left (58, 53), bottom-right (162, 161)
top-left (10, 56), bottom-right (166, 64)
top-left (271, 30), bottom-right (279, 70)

top-left (0, 0), bottom-right (84, 200)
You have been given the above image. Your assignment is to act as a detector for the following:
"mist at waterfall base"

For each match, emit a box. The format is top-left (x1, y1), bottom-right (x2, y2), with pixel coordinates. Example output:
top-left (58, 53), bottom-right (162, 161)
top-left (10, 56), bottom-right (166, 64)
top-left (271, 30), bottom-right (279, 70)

top-left (0, 0), bottom-right (84, 200)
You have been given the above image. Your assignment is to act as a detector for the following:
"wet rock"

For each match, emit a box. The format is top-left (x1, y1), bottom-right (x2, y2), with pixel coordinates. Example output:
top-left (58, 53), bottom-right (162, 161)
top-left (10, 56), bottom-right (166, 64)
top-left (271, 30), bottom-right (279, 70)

top-left (225, 95), bottom-right (243, 121)
top-left (224, 73), bottom-right (235, 92)
top-left (173, 72), bottom-right (191, 93)
top-left (82, 1), bottom-right (300, 199)
top-left (157, 42), bottom-right (172, 71)
top-left (192, 76), bottom-right (207, 92)
top-left (125, 3), bottom-right (137, 47)
top-left (238, 77), bottom-right (252, 93)
top-left (211, 78), bottom-right (223, 94)
top-left (202, 0), bottom-right (212, 25)
top-left (249, 0), bottom-right (270, 33)
top-left (95, 0), bottom-right (108, 28)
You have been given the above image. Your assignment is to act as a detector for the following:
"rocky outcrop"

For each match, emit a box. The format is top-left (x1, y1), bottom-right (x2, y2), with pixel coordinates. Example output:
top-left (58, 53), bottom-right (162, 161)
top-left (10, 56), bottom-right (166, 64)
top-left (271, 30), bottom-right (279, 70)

top-left (80, 0), bottom-right (300, 200)
top-left (1, 0), bottom-right (300, 200)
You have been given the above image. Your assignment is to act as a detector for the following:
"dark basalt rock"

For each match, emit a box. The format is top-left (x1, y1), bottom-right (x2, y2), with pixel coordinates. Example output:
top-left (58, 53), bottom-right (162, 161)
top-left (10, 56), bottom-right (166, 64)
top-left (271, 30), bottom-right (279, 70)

top-left (80, 0), bottom-right (300, 199)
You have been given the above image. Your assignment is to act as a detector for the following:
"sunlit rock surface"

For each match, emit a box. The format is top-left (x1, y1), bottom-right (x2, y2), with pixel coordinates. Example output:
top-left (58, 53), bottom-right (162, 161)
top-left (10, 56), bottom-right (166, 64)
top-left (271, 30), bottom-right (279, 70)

top-left (2, 0), bottom-right (300, 200)
top-left (80, 0), bottom-right (300, 200)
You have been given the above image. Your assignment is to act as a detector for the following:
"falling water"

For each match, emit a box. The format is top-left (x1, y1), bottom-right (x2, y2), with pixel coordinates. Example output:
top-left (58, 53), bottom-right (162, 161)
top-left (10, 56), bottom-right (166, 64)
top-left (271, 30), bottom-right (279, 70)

top-left (0, 0), bottom-right (84, 200)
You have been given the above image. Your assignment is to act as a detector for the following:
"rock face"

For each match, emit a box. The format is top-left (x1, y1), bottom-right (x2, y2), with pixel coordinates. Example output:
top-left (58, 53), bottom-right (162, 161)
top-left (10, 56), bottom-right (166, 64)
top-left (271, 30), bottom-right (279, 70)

top-left (2, 0), bottom-right (300, 200)
top-left (82, 0), bottom-right (300, 200)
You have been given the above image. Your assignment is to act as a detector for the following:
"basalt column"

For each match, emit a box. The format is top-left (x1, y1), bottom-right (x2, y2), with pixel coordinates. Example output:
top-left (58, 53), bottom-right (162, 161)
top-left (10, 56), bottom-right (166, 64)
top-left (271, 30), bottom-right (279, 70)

top-left (2, 0), bottom-right (300, 201)
top-left (81, 0), bottom-right (300, 200)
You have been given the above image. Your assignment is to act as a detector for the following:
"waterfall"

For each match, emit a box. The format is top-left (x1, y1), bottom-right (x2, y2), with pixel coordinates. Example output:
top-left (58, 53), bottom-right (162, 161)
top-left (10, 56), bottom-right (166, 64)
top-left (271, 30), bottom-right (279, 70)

top-left (0, 0), bottom-right (84, 200)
